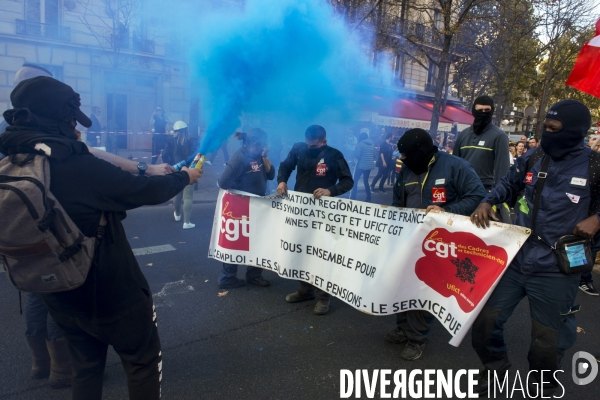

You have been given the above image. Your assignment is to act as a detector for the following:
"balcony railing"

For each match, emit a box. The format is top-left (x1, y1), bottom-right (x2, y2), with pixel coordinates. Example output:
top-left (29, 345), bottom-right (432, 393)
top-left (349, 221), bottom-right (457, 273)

top-left (16, 19), bottom-right (70, 42)
top-left (111, 34), bottom-right (130, 50)
top-left (133, 37), bottom-right (155, 54)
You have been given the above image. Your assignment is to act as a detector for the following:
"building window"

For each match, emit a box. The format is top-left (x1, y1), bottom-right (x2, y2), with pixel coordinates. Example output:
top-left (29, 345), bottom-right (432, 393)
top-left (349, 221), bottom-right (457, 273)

top-left (25, 0), bottom-right (59, 25)
top-left (45, 0), bottom-right (59, 26)
top-left (25, 0), bottom-right (41, 22)
top-left (404, 61), bottom-right (427, 89)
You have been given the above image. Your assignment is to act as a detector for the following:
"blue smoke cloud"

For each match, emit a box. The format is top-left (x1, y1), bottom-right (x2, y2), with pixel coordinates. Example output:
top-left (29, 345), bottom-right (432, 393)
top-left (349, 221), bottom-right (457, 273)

top-left (189, 0), bottom-right (395, 154)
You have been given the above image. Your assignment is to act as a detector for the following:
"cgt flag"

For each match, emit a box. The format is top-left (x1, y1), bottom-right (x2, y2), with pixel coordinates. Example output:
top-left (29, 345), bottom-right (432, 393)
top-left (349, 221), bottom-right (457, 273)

top-left (566, 18), bottom-right (600, 99)
top-left (208, 189), bottom-right (530, 346)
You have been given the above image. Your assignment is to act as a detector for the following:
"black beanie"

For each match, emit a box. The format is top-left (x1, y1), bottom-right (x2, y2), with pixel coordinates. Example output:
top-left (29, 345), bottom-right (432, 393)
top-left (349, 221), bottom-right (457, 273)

top-left (545, 100), bottom-right (591, 138)
top-left (541, 100), bottom-right (591, 159)
top-left (8, 76), bottom-right (92, 128)
top-left (471, 95), bottom-right (495, 114)
top-left (397, 128), bottom-right (438, 174)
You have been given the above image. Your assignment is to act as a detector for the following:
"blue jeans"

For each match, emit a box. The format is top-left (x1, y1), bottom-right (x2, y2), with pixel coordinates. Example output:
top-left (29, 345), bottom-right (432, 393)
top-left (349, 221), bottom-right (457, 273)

top-left (218, 263), bottom-right (263, 284)
top-left (26, 293), bottom-right (63, 340)
top-left (472, 267), bottom-right (580, 385)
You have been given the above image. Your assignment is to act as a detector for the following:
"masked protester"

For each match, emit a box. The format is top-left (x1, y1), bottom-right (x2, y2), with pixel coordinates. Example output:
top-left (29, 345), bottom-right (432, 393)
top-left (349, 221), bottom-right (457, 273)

top-left (277, 125), bottom-right (354, 315)
top-left (470, 100), bottom-right (600, 396)
top-left (0, 64), bottom-right (73, 388)
top-left (0, 76), bottom-right (202, 400)
top-left (217, 128), bottom-right (274, 288)
top-left (385, 129), bottom-right (486, 361)
top-left (454, 96), bottom-right (511, 223)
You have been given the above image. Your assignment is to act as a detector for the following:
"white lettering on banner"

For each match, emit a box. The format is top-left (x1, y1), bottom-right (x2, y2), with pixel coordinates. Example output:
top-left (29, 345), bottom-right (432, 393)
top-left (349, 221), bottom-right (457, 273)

top-left (220, 216), bottom-right (250, 242)
top-left (208, 189), bottom-right (530, 346)
top-left (423, 240), bottom-right (458, 258)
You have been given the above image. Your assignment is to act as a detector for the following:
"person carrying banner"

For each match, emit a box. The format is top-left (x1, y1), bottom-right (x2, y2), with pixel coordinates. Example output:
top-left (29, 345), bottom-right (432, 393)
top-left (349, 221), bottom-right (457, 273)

top-left (385, 128), bottom-right (486, 360)
top-left (470, 100), bottom-right (599, 396)
top-left (277, 124), bottom-right (354, 315)
top-left (217, 128), bottom-right (274, 288)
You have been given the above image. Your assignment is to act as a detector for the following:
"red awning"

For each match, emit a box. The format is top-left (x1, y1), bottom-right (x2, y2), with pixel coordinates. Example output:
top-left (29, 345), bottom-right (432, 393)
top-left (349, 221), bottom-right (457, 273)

top-left (390, 99), bottom-right (453, 123)
top-left (417, 102), bottom-right (474, 125)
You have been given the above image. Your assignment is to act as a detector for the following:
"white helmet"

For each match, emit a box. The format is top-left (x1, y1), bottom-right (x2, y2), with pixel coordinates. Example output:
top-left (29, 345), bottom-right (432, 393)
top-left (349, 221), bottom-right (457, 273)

top-left (173, 120), bottom-right (188, 131)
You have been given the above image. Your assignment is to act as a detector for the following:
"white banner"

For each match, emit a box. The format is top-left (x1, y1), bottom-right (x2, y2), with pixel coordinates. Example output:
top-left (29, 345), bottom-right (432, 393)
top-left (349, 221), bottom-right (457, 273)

top-left (208, 190), bottom-right (530, 346)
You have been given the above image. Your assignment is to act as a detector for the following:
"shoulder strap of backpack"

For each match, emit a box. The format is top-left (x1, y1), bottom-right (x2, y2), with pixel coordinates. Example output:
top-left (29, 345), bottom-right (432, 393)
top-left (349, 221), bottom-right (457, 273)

top-left (526, 147), bottom-right (545, 172)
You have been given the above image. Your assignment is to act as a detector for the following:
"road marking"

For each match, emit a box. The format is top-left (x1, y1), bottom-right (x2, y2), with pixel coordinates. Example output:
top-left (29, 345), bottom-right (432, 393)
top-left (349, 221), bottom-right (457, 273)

top-left (132, 244), bottom-right (176, 256)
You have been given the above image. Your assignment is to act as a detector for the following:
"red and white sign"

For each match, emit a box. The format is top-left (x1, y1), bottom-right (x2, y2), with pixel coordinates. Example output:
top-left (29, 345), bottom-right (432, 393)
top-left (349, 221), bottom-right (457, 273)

top-left (218, 192), bottom-right (250, 251)
top-left (209, 189), bottom-right (529, 346)
top-left (566, 18), bottom-right (600, 99)
top-left (525, 172), bottom-right (533, 184)
top-left (432, 187), bottom-right (447, 204)
top-left (316, 160), bottom-right (327, 177)
top-left (250, 161), bottom-right (261, 172)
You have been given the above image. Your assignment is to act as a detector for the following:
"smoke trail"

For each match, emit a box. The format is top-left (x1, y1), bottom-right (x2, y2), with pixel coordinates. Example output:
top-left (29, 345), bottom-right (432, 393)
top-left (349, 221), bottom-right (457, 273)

top-left (188, 0), bottom-right (395, 154)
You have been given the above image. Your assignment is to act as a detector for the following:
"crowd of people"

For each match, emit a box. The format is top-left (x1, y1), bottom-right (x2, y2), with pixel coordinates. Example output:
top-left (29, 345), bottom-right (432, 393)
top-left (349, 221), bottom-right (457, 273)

top-left (0, 64), bottom-right (599, 399)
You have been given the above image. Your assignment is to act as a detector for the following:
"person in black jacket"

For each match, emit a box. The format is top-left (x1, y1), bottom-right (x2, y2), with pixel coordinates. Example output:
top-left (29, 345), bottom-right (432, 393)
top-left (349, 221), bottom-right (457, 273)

top-left (371, 132), bottom-right (393, 193)
top-left (217, 128), bottom-right (274, 288)
top-left (277, 125), bottom-right (354, 315)
top-left (0, 76), bottom-right (202, 400)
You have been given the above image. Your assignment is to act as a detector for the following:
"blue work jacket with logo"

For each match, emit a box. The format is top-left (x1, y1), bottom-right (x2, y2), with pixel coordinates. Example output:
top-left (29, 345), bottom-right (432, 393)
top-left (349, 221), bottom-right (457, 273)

top-left (486, 146), bottom-right (600, 276)
top-left (392, 151), bottom-right (487, 216)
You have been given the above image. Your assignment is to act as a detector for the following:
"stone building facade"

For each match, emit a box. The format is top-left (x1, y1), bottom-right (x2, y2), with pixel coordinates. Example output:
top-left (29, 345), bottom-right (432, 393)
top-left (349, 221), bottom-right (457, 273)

top-left (0, 0), bottom-right (191, 150)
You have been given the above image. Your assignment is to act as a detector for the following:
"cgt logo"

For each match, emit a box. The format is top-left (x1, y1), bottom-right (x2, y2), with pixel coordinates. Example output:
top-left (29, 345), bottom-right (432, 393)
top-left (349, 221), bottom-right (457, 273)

top-left (218, 193), bottom-right (250, 251)
top-left (415, 229), bottom-right (508, 313)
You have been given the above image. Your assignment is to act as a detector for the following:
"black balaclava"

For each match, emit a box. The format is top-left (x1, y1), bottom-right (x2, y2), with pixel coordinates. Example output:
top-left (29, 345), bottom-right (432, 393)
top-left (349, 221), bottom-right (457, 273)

top-left (397, 128), bottom-right (438, 174)
top-left (305, 125), bottom-right (327, 158)
top-left (0, 77), bottom-right (92, 160)
top-left (471, 95), bottom-right (495, 135)
top-left (541, 100), bottom-right (591, 160)
top-left (3, 76), bottom-right (92, 139)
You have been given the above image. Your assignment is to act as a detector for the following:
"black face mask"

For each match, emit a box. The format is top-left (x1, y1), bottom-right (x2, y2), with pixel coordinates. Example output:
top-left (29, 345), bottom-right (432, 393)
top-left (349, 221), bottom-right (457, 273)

top-left (307, 147), bottom-right (325, 158)
top-left (472, 110), bottom-right (493, 134)
top-left (541, 129), bottom-right (584, 159)
top-left (402, 147), bottom-right (438, 175)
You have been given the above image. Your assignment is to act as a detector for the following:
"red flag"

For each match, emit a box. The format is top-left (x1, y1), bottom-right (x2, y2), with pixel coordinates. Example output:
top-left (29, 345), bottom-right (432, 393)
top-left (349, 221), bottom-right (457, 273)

top-left (566, 18), bottom-right (600, 99)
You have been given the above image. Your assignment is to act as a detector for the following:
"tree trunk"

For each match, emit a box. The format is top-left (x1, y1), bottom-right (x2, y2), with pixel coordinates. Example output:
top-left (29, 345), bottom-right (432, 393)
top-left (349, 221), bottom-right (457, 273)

top-left (430, 34), bottom-right (453, 137)
top-left (535, 54), bottom-right (555, 136)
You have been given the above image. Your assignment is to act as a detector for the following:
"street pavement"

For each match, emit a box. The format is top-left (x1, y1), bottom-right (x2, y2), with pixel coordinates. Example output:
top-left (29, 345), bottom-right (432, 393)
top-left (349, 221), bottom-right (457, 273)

top-left (0, 160), bottom-right (599, 400)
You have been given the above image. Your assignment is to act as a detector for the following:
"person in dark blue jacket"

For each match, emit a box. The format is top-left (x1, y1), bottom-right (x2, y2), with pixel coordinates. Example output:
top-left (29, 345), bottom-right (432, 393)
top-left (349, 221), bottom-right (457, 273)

top-left (217, 128), bottom-right (275, 289)
top-left (385, 128), bottom-right (486, 361)
top-left (470, 100), bottom-right (599, 396)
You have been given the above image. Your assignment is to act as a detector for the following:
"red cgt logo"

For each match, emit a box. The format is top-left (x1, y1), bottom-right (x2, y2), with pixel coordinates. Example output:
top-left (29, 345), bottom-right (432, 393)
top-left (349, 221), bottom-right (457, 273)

top-left (415, 228), bottom-right (508, 313)
top-left (218, 193), bottom-right (250, 251)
